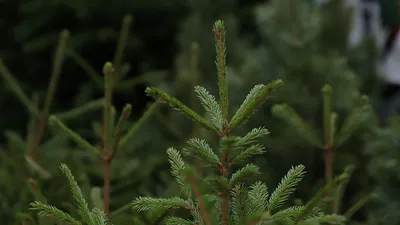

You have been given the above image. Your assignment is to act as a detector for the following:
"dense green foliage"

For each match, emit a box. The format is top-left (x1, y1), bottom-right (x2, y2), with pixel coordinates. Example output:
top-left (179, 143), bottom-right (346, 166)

top-left (1, 0), bottom-right (399, 224)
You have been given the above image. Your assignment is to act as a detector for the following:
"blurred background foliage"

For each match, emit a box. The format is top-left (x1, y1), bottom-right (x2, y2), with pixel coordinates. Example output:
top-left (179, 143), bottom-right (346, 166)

top-left (1, 0), bottom-right (400, 224)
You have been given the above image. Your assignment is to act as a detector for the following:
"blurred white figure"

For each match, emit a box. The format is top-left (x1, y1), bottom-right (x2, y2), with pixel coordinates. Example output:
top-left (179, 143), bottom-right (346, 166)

top-left (316, 0), bottom-right (400, 119)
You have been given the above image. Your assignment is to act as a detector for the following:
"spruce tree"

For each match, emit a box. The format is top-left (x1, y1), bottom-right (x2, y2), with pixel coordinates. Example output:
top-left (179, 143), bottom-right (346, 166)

top-left (130, 20), bottom-right (348, 225)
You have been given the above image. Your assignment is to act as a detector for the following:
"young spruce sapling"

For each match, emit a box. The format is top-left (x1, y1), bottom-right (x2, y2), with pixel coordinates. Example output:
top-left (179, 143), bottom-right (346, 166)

top-left (131, 20), bottom-right (349, 225)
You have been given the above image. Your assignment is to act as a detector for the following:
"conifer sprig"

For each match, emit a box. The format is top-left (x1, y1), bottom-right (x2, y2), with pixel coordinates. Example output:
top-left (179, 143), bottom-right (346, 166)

top-left (194, 86), bottom-right (224, 131)
top-left (53, 98), bottom-right (105, 121)
top-left (294, 173), bottom-right (348, 224)
top-left (0, 60), bottom-right (40, 116)
top-left (335, 95), bottom-right (371, 147)
top-left (120, 101), bottom-right (160, 147)
top-left (43, 61), bottom-right (158, 219)
top-left (247, 181), bottom-right (269, 214)
top-left (184, 138), bottom-right (220, 166)
top-left (30, 164), bottom-right (110, 225)
top-left (49, 116), bottom-right (101, 155)
top-left (30, 201), bottom-right (82, 225)
top-left (43, 30), bottom-right (69, 118)
top-left (271, 104), bottom-right (323, 148)
top-left (133, 197), bottom-right (189, 212)
top-left (272, 85), bottom-right (373, 215)
top-left (103, 62), bottom-right (114, 152)
top-left (230, 80), bottom-right (283, 129)
top-left (213, 20), bottom-right (229, 123)
top-left (113, 14), bottom-right (133, 81)
top-left (268, 165), bottom-right (306, 213)
top-left (229, 164), bottom-right (260, 187)
top-left (145, 87), bottom-right (218, 133)
top-left (110, 103), bottom-right (132, 159)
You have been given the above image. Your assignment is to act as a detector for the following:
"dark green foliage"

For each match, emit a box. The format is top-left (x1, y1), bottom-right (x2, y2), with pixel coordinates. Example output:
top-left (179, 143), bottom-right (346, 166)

top-left (31, 164), bottom-right (109, 225)
top-left (131, 20), bottom-right (347, 225)
top-left (168, 0), bottom-right (384, 223)
top-left (363, 115), bottom-right (400, 225)
top-left (1, 0), bottom-right (399, 224)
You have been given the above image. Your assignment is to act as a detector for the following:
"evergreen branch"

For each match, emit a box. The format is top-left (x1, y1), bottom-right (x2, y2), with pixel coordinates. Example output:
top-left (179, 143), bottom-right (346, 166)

top-left (184, 138), bottom-right (220, 166)
top-left (188, 201), bottom-right (204, 225)
top-left (30, 201), bottom-right (81, 225)
top-left (272, 206), bottom-right (304, 220)
top-left (229, 164), bottom-right (260, 188)
top-left (344, 193), bottom-right (377, 219)
top-left (243, 212), bottom-right (271, 225)
top-left (66, 49), bottom-right (103, 86)
top-left (335, 95), bottom-right (371, 147)
top-left (132, 197), bottom-right (189, 212)
top-left (231, 184), bottom-right (248, 224)
top-left (268, 165), bottom-right (306, 213)
top-left (59, 164), bottom-right (94, 224)
top-left (272, 206), bottom-right (321, 220)
top-left (219, 136), bottom-right (239, 157)
top-left (120, 101), bottom-right (160, 147)
top-left (194, 86), bottom-right (223, 131)
top-left (165, 217), bottom-right (195, 225)
top-left (145, 87), bottom-right (218, 133)
top-left (236, 127), bottom-right (270, 147)
top-left (110, 103), bottom-right (132, 160)
top-left (113, 14), bottom-right (133, 78)
top-left (230, 80), bottom-right (283, 128)
top-left (333, 165), bottom-right (355, 213)
top-left (294, 173), bottom-right (348, 224)
top-left (103, 62), bottom-right (114, 152)
top-left (91, 208), bottom-right (109, 225)
top-left (0, 59), bottom-right (40, 116)
top-left (213, 20), bottom-right (228, 122)
top-left (53, 98), bottom-right (105, 121)
top-left (247, 181), bottom-right (269, 214)
top-left (272, 104), bottom-right (323, 148)
top-left (167, 148), bottom-right (191, 198)
top-left (49, 116), bottom-right (100, 155)
top-left (231, 144), bottom-right (266, 164)
top-left (43, 29), bottom-right (69, 118)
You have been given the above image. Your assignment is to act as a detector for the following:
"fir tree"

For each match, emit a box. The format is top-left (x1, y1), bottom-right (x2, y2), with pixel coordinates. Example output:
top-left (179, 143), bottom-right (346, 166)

top-left (130, 20), bottom-right (348, 225)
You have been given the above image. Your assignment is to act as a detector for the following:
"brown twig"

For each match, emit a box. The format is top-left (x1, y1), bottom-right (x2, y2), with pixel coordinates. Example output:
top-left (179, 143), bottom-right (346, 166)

top-left (219, 127), bottom-right (231, 225)
top-left (27, 178), bottom-right (47, 203)
top-left (186, 175), bottom-right (211, 225)
top-left (324, 145), bottom-right (333, 182)
top-left (221, 191), bottom-right (229, 225)
top-left (31, 114), bottom-right (46, 159)
top-left (103, 154), bottom-right (111, 216)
